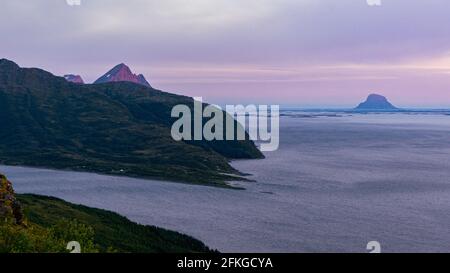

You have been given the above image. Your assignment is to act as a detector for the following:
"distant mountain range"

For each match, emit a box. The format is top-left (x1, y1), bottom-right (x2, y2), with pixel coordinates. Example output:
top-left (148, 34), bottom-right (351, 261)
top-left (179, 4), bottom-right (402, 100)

top-left (355, 94), bottom-right (399, 111)
top-left (0, 58), bottom-right (262, 187)
top-left (94, 63), bottom-right (151, 87)
top-left (63, 63), bottom-right (151, 87)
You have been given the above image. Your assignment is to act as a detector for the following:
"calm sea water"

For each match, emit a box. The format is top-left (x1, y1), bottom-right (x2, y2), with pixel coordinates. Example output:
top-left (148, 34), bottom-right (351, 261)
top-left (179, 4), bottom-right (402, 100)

top-left (3, 113), bottom-right (450, 252)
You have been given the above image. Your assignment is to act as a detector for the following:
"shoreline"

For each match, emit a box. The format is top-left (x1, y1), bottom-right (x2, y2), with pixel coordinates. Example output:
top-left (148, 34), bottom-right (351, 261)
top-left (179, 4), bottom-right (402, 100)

top-left (0, 162), bottom-right (254, 190)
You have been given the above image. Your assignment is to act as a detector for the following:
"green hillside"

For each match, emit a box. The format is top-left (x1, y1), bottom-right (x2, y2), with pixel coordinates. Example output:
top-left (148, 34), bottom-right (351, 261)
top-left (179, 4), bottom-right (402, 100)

top-left (0, 59), bottom-right (263, 187)
top-left (2, 173), bottom-right (210, 253)
top-left (17, 194), bottom-right (212, 253)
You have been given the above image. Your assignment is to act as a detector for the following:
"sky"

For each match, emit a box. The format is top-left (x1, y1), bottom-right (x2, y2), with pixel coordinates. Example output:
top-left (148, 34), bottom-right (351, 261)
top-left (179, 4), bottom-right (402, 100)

top-left (1, 0), bottom-right (450, 107)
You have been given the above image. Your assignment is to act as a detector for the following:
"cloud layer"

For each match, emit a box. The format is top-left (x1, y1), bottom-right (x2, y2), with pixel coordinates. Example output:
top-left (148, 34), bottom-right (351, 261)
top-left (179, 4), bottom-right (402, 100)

top-left (1, 0), bottom-right (450, 107)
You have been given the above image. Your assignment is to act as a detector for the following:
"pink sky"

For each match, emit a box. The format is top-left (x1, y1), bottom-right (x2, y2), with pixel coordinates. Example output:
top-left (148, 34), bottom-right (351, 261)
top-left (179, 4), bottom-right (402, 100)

top-left (1, 0), bottom-right (450, 107)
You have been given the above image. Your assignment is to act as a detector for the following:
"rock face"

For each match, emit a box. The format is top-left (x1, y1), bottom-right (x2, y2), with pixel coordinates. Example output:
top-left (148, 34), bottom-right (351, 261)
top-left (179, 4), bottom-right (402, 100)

top-left (0, 174), bottom-right (24, 225)
top-left (94, 63), bottom-right (151, 87)
top-left (64, 74), bottom-right (84, 84)
top-left (355, 94), bottom-right (398, 110)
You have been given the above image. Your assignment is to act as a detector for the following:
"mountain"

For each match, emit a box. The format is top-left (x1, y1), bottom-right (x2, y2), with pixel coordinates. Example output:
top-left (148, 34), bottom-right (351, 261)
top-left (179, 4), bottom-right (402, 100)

top-left (355, 94), bottom-right (398, 110)
top-left (94, 63), bottom-right (151, 87)
top-left (0, 59), bottom-right (263, 187)
top-left (1, 173), bottom-right (211, 253)
top-left (64, 74), bottom-right (84, 84)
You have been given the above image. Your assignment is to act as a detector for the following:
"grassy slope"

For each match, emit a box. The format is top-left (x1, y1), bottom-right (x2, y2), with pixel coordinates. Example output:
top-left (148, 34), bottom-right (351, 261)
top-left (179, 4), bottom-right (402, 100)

top-left (0, 59), bottom-right (263, 187)
top-left (17, 194), bottom-right (213, 253)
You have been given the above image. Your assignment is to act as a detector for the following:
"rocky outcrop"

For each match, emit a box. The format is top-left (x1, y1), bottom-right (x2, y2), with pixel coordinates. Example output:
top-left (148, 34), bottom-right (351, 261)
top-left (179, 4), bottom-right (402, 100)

top-left (0, 174), bottom-right (24, 225)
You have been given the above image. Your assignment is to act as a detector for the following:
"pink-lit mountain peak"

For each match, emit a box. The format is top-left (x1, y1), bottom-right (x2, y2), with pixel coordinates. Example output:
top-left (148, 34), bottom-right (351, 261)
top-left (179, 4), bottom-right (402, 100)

top-left (64, 74), bottom-right (84, 84)
top-left (94, 63), bottom-right (151, 87)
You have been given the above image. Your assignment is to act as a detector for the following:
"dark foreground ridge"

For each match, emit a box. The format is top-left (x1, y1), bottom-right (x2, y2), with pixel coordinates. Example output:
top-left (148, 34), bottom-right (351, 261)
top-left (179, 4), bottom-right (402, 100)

top-left (1, 173), bottom-right (211, 253)
top-left (18, 194), bottom-right (212, 253)
top-left (0, 59), bottom-right (263, 187)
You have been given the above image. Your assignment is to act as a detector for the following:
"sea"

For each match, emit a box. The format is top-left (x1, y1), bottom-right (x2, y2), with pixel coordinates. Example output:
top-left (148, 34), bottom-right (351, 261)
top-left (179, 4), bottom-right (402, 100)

top-left (3, 111), bottom-right (450, 252)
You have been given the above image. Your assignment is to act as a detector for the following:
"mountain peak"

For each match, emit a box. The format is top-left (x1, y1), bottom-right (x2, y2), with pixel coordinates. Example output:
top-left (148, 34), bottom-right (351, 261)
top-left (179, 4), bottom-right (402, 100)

top-left (367, 93), bottom-right (387, 100)
top-left (64, 74), bottom-right (84, 84)
top-left (137, 73), bottom-right (151, 87)
top-left (355, 94), bottom-right (398, 111)
top-left (94, 63), bottom-right (151, 87)
top-left (114, 63), bottom-right (131, 71)
top-left (0, 58), bottom-right (20, 70)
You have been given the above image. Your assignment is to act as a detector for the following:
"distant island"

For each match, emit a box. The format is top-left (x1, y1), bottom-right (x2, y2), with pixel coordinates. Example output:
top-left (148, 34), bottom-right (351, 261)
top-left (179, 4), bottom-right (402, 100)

top-left (354, 94), bottom-right (399, 111)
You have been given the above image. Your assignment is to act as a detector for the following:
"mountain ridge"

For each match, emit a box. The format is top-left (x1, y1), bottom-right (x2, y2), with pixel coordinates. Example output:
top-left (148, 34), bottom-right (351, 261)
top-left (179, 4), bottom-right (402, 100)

top-left (0, 59), bottom-right (263, 187)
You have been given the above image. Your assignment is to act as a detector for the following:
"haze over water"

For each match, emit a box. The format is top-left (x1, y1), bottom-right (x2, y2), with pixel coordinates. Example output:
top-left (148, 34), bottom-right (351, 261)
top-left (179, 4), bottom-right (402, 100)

top-left (4, 112), bottom-right (450, 252)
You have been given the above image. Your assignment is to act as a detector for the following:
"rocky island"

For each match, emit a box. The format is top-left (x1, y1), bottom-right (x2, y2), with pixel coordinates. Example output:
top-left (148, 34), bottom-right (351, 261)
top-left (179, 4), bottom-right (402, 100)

top-left (354, 94), bottom-right (399, 111)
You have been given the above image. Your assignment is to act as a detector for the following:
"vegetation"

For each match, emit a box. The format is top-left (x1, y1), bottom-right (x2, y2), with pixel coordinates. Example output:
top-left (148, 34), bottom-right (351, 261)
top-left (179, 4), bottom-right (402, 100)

top-left (17, 194), bottom-right (212, 253)
top-left (1, 173), bottom-right (211, 253)
top-left (1, 173), bottom-right (97, 253)
top-left (0, 59), bottom-right (263, 187)
top-left (0, 218), bottom-right (99, 253)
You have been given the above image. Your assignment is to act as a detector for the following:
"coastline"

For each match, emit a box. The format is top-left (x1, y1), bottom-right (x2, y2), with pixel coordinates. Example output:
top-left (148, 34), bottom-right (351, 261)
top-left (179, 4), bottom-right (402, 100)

top-left (0, 162), bottom-right (255, 190)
